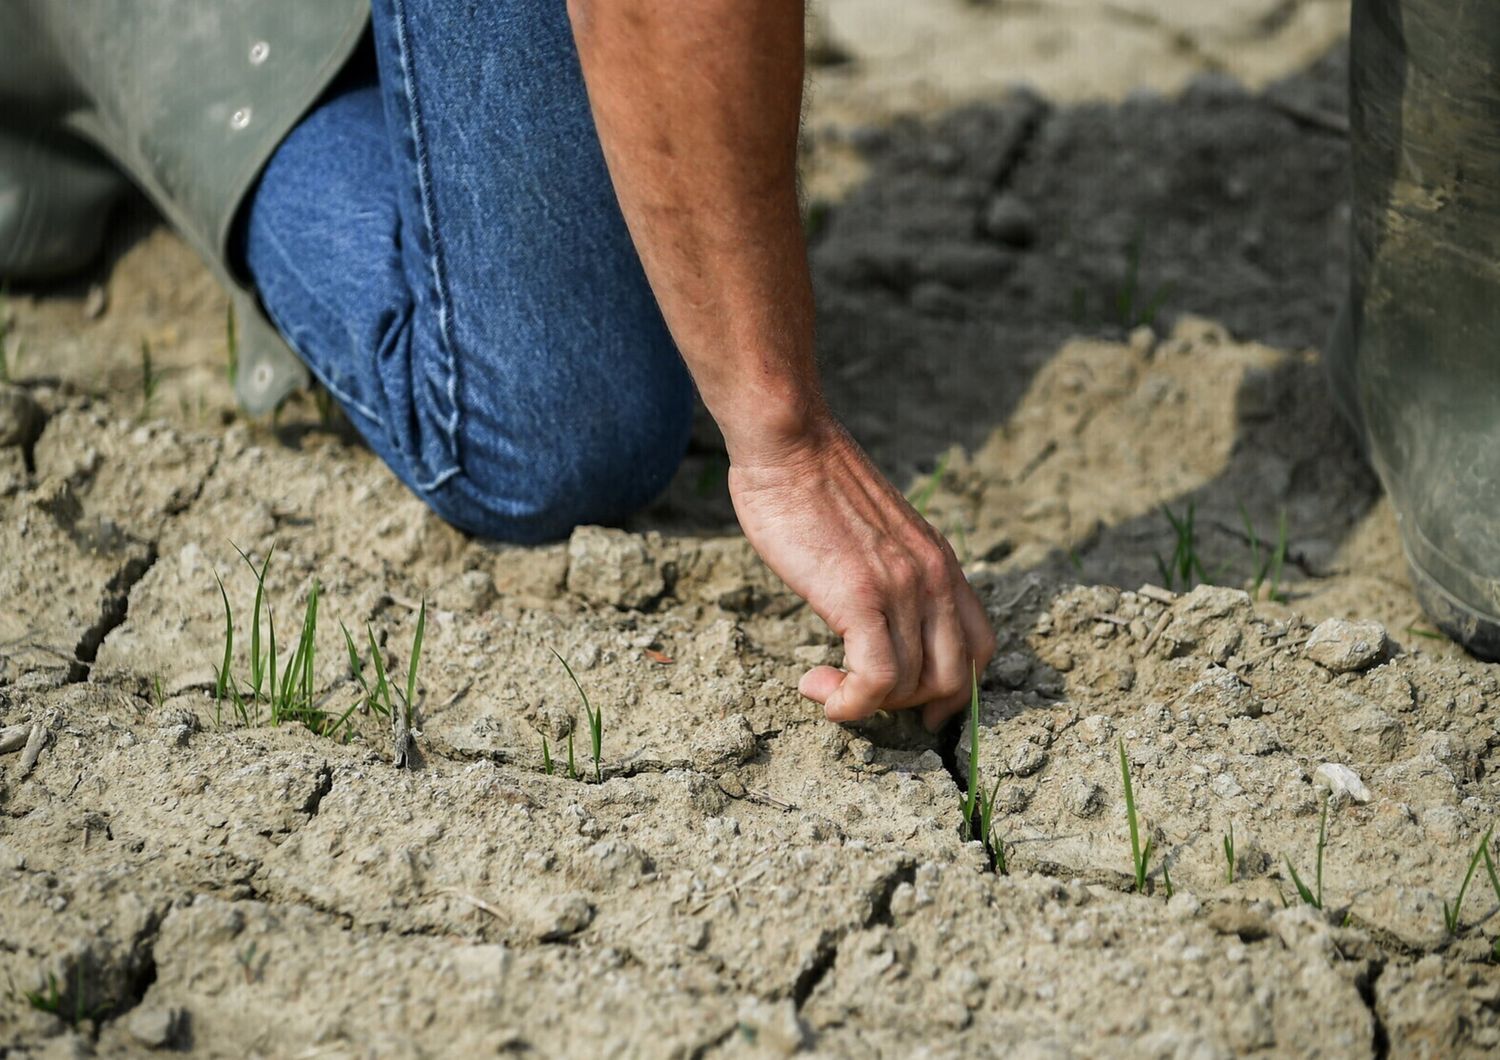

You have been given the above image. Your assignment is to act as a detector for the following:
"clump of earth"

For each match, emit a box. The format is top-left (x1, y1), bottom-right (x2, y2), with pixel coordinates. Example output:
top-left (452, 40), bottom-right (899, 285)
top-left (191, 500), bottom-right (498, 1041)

top-left (8, 6), bottom-right (1500, 1057)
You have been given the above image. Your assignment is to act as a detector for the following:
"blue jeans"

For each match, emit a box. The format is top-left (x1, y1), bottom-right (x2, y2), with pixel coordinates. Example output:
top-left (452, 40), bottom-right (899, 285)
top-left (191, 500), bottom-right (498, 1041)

top-left (239, 0), bottom-right (695, 543)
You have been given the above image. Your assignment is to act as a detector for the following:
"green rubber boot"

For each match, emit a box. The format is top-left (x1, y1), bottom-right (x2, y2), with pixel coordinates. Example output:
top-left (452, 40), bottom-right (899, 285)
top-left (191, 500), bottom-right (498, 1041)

top-left (0, 124), bottom-right (125, 281)
top-left (1333, 0), bottom-right (1500, 657)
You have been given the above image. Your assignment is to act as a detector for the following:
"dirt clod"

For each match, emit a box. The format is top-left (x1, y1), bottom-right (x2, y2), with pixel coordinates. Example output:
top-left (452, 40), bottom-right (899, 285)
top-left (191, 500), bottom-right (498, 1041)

top-left (1305, 617), bottom-right (1389, 673)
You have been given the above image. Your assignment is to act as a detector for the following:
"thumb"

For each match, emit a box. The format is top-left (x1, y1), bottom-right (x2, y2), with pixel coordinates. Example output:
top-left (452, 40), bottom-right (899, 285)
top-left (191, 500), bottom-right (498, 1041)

top-left (798, 665), bottom-right (846, 704)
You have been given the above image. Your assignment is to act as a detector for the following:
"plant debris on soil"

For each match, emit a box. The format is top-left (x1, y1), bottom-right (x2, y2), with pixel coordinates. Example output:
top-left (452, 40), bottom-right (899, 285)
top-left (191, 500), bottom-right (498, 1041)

top-left (7, 4), bottom-right (1500, 1057)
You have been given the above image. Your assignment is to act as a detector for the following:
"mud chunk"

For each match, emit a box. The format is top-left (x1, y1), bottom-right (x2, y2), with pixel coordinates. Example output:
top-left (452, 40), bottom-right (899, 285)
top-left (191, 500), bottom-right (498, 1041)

top-left (127, 1007), bottom-right (181, 1049)
top-left (0, 384), bottom-right (42, 449)
top-left (1009, 740), bottom-right (1047, 777)
top-left (1179, 666), bottom-right (1262, 719)
top-left (1313, 763), bottom-right (1371, 805)
top-left (1207, 903), bottom-right (1272, 941)
top-left (980, 193), bottom-right (1038, 248)
top-left (1063, 776), bottom-right (1103, 818)
top-left (1338, 699), bottom-right (1403, 758)
top-left (690, 713), bottom-right (758, 772)
top-left (435, 569), bottom-right (495, 613)
top-left (1078, 714), bottom-right (1114, 744)
top-left (566, 526), bottom-right (665, 610)
top-left (491, 543), bottom-right (568, 600)
top-left (533, 894), bottom-right (594, 941)
top-left (1304, 618), bottom-right (1388, 673)
top-left (1160, 586), bottom-right (1253, 656)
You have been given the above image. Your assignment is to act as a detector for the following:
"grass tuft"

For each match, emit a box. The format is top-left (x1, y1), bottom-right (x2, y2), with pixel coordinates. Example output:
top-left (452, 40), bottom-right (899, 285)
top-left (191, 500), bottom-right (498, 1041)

top-left (1155, 502), bottom-right (1208, 592)
top-left (552, 649), bottom-right (602, 782)
top-left (1240, 504), bottom-right (1289, 602)
top-left (959, 665), bottom-right (1007, 872)
top-left (1116, 232), bottom-right (1174, 329)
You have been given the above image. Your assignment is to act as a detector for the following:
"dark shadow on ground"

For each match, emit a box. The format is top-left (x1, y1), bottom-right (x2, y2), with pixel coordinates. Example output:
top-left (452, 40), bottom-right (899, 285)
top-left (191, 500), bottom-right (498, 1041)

top-left (645, 42), bottom-right (1368, 552)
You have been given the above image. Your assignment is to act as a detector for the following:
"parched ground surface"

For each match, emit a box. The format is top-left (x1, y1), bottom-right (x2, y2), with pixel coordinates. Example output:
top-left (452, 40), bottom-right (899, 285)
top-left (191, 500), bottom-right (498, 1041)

top-left (10, 3), bottom-right (1500, 1057)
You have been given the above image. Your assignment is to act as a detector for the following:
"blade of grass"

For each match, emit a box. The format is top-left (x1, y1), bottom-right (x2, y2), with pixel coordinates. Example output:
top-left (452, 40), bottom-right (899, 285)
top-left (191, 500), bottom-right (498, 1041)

top-left (1444, 823), bottom-right (1495, 935)
top-left (213, 572), bottom-right (234, 705)
top-left (366, 624), bottom-right (394, 718)
top-left (1119, 738), bottom-right (1147, 892)
top-left (233, 543), bottom-right (273, 706)
top-left (403, 600), bottom-right (426, 728)
top-left (1268, 510), bottom-right (1288, 602)
top-left (552, 649), bottom-right (601, 782)
top-left (961, 663), bottom-right (980, 840)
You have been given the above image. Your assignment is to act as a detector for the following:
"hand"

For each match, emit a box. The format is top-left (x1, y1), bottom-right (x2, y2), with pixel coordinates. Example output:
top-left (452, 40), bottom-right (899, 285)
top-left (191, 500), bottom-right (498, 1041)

top-left (727, 415), bottom-right (997, 730)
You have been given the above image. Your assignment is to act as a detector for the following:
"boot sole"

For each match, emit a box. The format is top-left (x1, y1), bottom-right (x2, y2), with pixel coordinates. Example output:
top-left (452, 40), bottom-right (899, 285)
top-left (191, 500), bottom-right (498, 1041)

top-left (1407, 548), bottom-right (1500, 662)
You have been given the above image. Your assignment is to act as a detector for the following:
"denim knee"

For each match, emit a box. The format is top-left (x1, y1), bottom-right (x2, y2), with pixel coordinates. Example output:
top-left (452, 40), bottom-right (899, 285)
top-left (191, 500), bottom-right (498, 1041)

top-left (423, 348), bottom-right (696, 544)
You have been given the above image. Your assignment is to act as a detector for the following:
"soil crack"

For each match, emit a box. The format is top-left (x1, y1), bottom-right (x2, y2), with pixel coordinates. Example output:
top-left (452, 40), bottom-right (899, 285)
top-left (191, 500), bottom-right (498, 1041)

top-left (301, 763), bottom-right (333, 817)
top-left (791, 860), bottom-right (918, 1012)
top-left (1356, 958), bottom-right (1391, 1060)
top-left (71, 543), bottom-right (157, 681)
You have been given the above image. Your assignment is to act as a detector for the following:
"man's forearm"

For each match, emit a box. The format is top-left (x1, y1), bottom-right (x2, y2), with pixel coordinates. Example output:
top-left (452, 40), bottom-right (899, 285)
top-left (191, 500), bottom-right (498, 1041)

top-left (567, 0), bottom-right (822, 464)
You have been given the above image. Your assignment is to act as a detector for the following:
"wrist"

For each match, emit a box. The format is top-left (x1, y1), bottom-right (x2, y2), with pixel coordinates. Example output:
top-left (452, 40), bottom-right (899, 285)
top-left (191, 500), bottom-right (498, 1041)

top-left (717, 386), bottom-right (843, 469)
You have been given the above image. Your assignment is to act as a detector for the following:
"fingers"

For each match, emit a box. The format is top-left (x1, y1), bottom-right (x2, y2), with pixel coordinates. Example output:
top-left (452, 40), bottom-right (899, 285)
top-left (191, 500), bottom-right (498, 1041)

top-left (916, 566), bottom-right (989, 730)
top-left (922, 686), bottom-right (971, 733)
top-left (801, 549), bottom-right (998, 727)
top-left (821, 616), bottom-right (901, 722)
top-left (920, 590), bottom-right (969, 692)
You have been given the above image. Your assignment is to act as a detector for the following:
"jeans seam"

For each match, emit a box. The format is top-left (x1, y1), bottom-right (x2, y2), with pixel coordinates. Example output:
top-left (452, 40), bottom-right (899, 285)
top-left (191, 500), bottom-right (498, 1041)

top-left (254, 224), bottom-right (387, 427)
top-left (389, 0), bottom-right (463, 476)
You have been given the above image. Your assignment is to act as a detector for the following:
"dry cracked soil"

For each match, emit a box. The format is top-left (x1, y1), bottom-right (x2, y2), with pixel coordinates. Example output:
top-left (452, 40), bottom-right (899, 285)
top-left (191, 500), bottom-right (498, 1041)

top-left (7, 3), bottom-right (1500, 1058)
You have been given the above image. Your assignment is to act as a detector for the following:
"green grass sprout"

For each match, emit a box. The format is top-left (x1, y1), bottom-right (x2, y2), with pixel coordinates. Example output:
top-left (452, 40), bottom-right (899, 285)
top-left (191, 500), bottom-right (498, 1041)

top-left (1223, 822), bottom-right (1236, 885)
top-left (1444, 824), bottom-right (1496, 936)
top-left (1241, 504), bottom-right (1289, 602)
top-left (1283, 794), bottom-right (1329, 909)
top-left (401, 600), bottom-right (426, 728)
top-left (1116, 231), bottom-right (1174, 329)
top-left (24, 972), bottom-right (64, 1018)
top-left (542, 735), bottom-right (555, 776)
top-left (958, 666), bottom-right (1007, 871)
top-left (365, 623), bottom-right (395, 718)
top-left (978, 775), bottom-right (1007, 874)
top-left (1119, 738), bottom-right (1154, 893)
top-left (1156, 501), bottom-right (1208, 592)
top-left (552, 649), bottom-right (602, 783)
